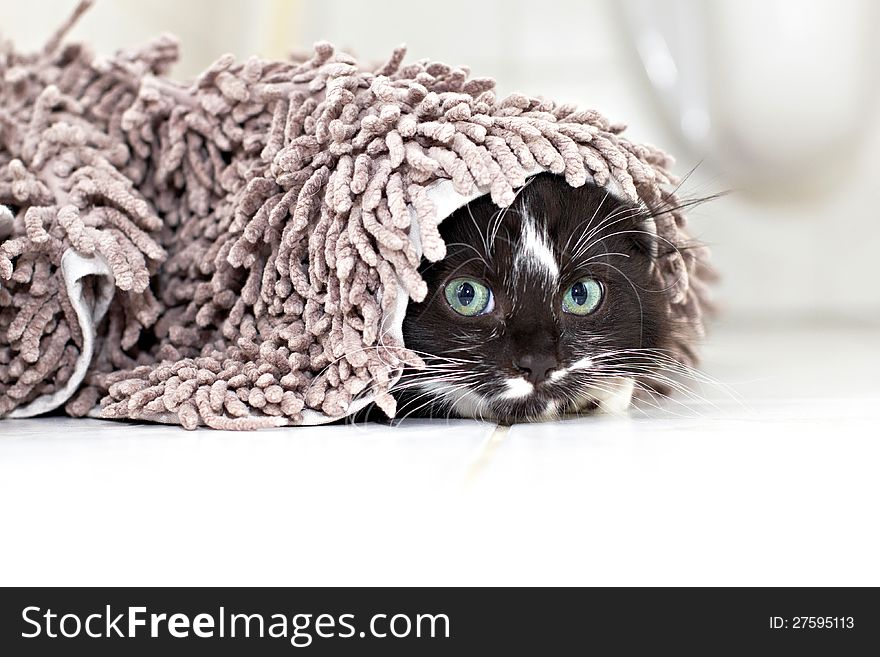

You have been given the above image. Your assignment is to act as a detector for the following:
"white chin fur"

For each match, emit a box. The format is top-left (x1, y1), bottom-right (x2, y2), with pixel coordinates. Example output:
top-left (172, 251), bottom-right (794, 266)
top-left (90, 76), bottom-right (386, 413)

top-left (501, 377), bottom-right (534, 399)
top-left (417, 378), bottom-right (635, 422)
top-left (587, 377), bottom-right (636, 415)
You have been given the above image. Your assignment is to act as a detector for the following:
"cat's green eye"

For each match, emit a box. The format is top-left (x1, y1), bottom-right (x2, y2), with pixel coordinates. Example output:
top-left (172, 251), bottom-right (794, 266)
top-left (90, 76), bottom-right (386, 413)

top-left (444, 278), bottom-right (494, 316)
top-left (562, 278), bottom-right (603, 315)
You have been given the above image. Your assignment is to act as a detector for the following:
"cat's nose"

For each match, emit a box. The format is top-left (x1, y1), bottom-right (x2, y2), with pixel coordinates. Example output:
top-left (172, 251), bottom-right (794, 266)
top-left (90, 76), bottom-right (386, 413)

top-left (514, 354), bottom-right (558, 385)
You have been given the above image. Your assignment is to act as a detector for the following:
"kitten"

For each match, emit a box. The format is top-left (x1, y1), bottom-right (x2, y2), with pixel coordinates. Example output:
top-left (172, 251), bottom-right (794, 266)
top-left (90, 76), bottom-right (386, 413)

top-left (392, 172), bottom-right (676, 423)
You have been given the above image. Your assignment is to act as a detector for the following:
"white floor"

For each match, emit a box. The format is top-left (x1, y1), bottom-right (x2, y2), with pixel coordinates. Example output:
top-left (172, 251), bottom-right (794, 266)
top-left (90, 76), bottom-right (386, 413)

top-left (1, 321), bottom-right (878, 586)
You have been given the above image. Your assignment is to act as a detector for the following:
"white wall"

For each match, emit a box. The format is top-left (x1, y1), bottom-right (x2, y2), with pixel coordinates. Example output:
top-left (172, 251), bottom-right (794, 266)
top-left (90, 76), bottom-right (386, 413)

top-left (2, 0), bottom-right (878, 322)
top-left (0, 0), bottom-right (273, 78)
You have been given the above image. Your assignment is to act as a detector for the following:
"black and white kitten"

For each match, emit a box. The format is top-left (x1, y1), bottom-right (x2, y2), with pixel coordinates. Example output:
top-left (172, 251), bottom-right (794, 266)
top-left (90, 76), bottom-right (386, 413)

top-left (391, 172), bottom-right (676, 423)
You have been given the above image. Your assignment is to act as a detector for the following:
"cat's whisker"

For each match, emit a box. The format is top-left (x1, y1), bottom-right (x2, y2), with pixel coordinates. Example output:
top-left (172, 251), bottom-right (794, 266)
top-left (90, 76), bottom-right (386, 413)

top-left (402, 351), bottom-right (480, 364)
top-left (588, 259), bottom-right (646, 346)
top-left (575, 251), bottom-right (631, 264)
top-left (465, 204), bottom-right (492, 262)
top-left (568, 205), bottom-right (645, 258)
top-left (592, 347), bottom-right (752, 413)
top-left (571, 227), bottom-right (685, 270)
top-left (393, 378), bottom-right (486, 425)
top-left (556, 347), bottom-right (726, 416)
top-left (581, 371), bottom-right (711, 419)
top-left (590, 366), bottom-right (722, 417)
top-left (336, 347), bottom-right (486, 425)
top-left (560, 186), bottom-right (612, 256)
top-left (444, 240), bottom-right (491, 272)
top-left (573, 206), bottom-right (641, 250)
top-left (630, 381), bottom-right (709, 419)
top-left (488, 175), bottom-right (538, 256)
top-left (302, 328), bottom-right (406, 398)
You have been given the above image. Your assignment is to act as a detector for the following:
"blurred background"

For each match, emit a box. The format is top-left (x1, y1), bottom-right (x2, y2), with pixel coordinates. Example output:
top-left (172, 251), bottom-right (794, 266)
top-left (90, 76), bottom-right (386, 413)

top-left (3, 0), bottom-right (879, 326)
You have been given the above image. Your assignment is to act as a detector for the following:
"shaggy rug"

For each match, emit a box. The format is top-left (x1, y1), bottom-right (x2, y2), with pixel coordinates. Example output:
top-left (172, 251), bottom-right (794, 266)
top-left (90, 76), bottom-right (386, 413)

top-left (0, 0), bottom-right (712, 429)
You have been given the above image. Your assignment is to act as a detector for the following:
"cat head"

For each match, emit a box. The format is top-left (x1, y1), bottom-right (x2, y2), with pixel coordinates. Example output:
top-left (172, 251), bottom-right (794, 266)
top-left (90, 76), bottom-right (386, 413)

top-left (399, 173), bottom-right (684, 422)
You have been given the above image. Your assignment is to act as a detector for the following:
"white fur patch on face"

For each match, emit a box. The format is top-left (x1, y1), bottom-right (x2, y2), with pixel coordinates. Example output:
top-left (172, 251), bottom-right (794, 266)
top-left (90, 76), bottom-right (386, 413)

top-left (549, 369), bottom-right (567, 383)
top-left (548, 357), bottom-right (592, 383)
top-left (501, 376), bottom-right (534, 399)
top-left (515, 204), bottom-right (558, 281)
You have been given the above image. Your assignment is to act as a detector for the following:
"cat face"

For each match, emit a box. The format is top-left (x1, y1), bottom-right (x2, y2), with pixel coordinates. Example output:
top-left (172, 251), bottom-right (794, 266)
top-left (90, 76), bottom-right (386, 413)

top-left (397, 173), bottom-right (673, 422)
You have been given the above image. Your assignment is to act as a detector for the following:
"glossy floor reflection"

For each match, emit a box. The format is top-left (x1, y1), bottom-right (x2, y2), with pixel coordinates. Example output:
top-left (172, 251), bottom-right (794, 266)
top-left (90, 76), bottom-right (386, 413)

top-left (1, 321), bottom-right (878, 586)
